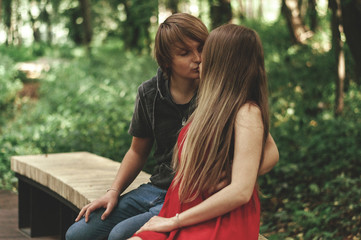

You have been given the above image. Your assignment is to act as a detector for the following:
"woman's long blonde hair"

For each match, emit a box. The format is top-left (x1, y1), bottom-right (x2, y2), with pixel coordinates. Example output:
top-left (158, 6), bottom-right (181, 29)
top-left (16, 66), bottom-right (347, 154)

top-left (172, 24), bottom-right (269, 203)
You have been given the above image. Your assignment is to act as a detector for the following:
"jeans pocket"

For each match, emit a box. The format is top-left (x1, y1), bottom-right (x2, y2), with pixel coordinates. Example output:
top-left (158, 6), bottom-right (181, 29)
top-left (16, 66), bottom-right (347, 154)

top-left (150, 190), bottom-right (166, 205)
top-left (148, 185), bottom-right (166, 206)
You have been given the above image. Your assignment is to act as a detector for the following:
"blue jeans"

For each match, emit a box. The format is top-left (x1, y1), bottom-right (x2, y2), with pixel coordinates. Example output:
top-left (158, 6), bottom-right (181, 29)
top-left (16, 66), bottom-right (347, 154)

top-left (66, 183), bottom-right (167, 240)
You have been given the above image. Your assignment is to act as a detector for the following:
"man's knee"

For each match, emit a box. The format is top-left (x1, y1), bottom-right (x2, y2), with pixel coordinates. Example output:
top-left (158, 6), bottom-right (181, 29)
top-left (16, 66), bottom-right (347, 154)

top-left (65, 214), bottom-right (105, 240)
top-left (65, 223), bottom-right (80, 240)
top-left (108, 228), bottom-right (132, 240)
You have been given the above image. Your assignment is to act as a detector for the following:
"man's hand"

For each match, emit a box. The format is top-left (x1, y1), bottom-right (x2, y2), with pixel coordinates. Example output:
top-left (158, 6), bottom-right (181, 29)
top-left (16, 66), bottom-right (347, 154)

top-left (208, 171), bottom-right (229, 195)
top-left (75, 190), bottom-right (119, 223)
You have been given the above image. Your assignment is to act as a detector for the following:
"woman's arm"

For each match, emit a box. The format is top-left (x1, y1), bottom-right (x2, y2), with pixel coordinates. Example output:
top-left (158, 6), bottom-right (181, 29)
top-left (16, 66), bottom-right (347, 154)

top-left (258, 133), bottom-right (279, 175)
top-left (136, 103), bottom-right (263, 233)
top-left (209, 132), bottom-right (278, 194)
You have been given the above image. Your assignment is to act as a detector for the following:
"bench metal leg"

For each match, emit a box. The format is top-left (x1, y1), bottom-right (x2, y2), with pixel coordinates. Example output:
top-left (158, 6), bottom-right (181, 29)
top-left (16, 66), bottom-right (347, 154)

top-left (60, 204), bottom-right (77, 240)
top-left (30, 185), bottom-right (60, 237)
top-left (17, 175), bottom-right (79, 239)
top-left (18, 178), bottom-right (60, 237)
top-left (18, 180), bottom-right (31, 230)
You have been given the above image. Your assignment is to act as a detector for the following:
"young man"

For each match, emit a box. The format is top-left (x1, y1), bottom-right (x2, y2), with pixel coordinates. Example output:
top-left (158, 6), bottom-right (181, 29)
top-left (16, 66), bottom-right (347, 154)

top-left (66, 13), bottom-right (279, 240)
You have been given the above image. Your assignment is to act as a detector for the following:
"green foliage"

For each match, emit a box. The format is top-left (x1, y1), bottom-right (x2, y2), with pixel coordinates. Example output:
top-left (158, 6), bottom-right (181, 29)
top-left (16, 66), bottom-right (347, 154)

top-left (28, 51), bottom-right (153, 159)
top-left (0, 55), bottom-right (23, 126)
top-left (248, 18), bottom-right (361, 239)
top-left (0, 132), bottom-right (42, 190)
top-left (0, 44), bottom-right (43, 62)
top-left (0, 51), bottom-right (39, 189)
top-left (0, 43), bottom-right (157, 189)
top-left (120, 0), bottom-right (158, 53)
top-left (0, 15), bottom-right (360, 239)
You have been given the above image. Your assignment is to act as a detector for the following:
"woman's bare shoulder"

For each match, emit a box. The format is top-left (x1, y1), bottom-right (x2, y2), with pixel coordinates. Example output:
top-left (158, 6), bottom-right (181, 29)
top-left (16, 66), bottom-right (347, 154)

top-left (236, 102), bottom-right (262, 127)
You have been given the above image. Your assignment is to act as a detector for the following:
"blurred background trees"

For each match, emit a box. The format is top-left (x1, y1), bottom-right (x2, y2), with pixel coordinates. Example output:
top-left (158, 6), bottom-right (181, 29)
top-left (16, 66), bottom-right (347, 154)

top-left (1, 0), bottom-right (361, 239)
top-left (1, 0), bottom-right (360, 101)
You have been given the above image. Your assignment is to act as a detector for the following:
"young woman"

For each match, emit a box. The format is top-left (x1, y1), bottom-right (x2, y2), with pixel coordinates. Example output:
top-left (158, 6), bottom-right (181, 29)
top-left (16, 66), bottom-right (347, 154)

top-left (66, 14), bottom-right (278, 240)
top-left (131, 24), bottom-right (270, 240)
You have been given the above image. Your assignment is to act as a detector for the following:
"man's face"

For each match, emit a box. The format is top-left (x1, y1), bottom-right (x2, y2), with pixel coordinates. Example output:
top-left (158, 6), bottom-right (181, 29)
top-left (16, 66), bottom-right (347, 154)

top-left (170, 38), bottom-right (203, 82)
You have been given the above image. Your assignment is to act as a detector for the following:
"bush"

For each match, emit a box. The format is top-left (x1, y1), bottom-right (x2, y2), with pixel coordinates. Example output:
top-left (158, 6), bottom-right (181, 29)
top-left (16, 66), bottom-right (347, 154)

top-left (0, 44), bottom-right (40, 62)
top-left (0, 133), bottom-right (42, 189)
top-left (252, 18), bottom-right (361, 239)
top-left (1, 18), bottom-right (360, 239)
top-left (0, 55), bottom-right (23, 126)
top-left (27, 47), bottom-right (158, 161)
top-left (0, 45), bottom-right (157, 189)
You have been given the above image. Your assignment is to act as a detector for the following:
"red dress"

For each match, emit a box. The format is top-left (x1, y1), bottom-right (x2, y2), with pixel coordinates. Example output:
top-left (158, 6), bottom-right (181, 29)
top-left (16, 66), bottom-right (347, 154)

top-left (135, 124), bottom-right (260, 240)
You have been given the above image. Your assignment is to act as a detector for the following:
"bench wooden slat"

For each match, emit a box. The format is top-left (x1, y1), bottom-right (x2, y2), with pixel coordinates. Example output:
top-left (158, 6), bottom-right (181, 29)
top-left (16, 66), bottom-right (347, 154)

top-left (11, 152), bottom-right (151, 210)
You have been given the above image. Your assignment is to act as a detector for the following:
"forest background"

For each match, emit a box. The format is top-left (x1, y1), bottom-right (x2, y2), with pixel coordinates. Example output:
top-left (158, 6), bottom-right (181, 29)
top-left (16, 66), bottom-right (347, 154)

top-left (0, 0), bottom-right (360, 239)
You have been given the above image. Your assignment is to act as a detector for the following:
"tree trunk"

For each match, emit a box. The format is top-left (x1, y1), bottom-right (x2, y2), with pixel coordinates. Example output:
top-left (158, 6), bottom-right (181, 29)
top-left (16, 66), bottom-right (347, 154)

top-left (247, 0), bottom-right (253, 19)
top-left (46, 16), bottom-right (52, 44)
top-left (166, 0), bottom-right (179, 14)
top-left (79, 0), bottom-right (92, 52)
top-left (6, 0), bottom-right (20, 45)
top-left (238, 0), bottom-right (245, 19)
top-left (209, 0), bottom-right (232, 29)
top-left (258, 0), bottom-right (263, 19)
top-left (341, 0), bottom-right (361, 84)
top-left (43, 0), bottom-right (52, 44)
top-left (28, 9), bottom-right (41, 42)
top-left (299, 0), bottom-right (306, 19)
top-left (308, 0), bottom-right (317, 30)
top-left (68, 7), bottom-right (83, 45)
top-left (4, 0), bottom-right (12, 45)
top-left (0, 0), bottom-right (2, 26)
top-left (13, 0), bottom-right (20, 45)
top-left (122, 0), bottom-right (139, 50)
top-left (121, 0), bottom-right (155, 53)
top-left (330, 0), bottom-right (345, 116)
top-left (281, 0), bottom-right (313, 44)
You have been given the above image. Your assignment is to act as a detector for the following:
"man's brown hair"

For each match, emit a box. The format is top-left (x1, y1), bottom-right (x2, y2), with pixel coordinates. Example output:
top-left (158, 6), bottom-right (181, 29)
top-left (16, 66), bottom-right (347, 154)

top-left (154, 13), bottom-right (208, 77)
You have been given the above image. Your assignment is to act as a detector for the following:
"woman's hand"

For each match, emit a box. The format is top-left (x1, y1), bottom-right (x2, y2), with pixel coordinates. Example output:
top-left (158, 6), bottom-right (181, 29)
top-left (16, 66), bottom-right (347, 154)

top-left (135, 216), bottom-right (178, 234)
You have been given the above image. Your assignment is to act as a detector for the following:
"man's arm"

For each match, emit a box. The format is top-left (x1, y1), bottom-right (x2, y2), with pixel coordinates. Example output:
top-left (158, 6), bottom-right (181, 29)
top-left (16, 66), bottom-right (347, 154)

top-left (75, 136), bottom-right (153, 222)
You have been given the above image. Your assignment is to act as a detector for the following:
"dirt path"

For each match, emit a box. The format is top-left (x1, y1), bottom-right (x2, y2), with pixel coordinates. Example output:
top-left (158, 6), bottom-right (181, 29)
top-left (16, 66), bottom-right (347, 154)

top-left (16, 57), bottom-right (62, 100)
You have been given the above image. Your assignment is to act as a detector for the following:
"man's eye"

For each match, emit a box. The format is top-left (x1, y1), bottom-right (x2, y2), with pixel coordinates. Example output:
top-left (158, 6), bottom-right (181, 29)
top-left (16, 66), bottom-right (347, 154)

top-left (180, 51), bottom-right (189, 56)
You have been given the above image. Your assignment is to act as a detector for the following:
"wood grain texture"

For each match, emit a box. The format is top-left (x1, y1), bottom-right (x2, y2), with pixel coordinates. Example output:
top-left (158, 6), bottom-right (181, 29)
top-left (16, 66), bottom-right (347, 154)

top-left (11, 152), bottom-right (151, 209)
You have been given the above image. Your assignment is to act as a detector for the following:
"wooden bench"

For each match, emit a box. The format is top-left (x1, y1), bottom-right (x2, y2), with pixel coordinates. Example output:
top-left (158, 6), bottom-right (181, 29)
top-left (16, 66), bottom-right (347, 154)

top-left (11, 152), bottom-right (150, 239)
top-left (11, 152), bottom-right (268, 240)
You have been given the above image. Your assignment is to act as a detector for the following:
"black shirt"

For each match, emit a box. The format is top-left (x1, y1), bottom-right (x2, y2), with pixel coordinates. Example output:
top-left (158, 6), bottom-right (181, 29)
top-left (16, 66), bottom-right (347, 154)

top-left (128, 68), bottom-right (197, 190)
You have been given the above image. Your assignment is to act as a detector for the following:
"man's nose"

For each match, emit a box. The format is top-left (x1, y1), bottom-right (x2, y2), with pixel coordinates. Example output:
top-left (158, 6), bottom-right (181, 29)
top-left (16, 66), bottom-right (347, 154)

top-left (193, 51), bottom-right (201, 63)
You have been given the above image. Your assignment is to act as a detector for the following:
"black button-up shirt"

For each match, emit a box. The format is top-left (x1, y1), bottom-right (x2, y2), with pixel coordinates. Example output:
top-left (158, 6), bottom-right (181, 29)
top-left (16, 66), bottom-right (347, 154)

top-left (128, 68), bottom-right (197, 190)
